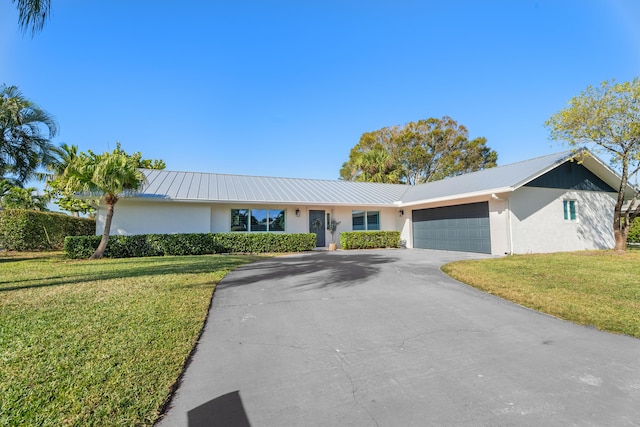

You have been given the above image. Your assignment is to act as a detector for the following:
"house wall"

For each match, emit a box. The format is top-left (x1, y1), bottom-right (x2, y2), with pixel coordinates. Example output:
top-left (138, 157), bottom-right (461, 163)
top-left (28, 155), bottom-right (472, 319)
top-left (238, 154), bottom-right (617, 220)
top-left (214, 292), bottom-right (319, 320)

top-left (102, 201), bottom-right (401, 249)
top-left (97, 201), bottom-right (211, 235)
top-left (508, 187), bottom-right (616, 253)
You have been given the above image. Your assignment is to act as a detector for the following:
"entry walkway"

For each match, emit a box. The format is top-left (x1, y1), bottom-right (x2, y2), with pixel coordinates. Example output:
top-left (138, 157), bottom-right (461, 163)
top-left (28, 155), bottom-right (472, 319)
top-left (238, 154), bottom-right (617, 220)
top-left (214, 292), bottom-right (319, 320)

top-left (157, 249), bottom-right (640, 426)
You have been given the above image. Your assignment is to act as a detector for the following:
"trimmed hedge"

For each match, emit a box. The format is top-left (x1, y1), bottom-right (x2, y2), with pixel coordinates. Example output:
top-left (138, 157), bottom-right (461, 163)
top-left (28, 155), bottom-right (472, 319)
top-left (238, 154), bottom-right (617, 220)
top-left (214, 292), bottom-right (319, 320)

top-left (340, 231), bottom-right (401, 250)
top-left (0, 209), bottom-right (95, 251)
top-left (64, 232), bottom-right (317, 259)
top-left (629, 218), bottom-right (640, 244)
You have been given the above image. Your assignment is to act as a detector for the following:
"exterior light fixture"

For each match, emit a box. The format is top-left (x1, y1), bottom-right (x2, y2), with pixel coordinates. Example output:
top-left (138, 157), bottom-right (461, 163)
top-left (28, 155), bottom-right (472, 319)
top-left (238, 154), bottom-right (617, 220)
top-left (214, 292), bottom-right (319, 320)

top-left (399, 209), bottom-right (404, 217)
top-left (295, 208), bottom-right (300, 217)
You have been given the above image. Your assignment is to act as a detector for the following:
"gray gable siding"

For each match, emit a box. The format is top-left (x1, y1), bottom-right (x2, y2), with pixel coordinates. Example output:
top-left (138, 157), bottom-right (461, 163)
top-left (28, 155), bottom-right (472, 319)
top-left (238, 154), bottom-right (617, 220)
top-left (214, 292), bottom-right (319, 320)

top-left (524, 161), bottom-right (616, 192)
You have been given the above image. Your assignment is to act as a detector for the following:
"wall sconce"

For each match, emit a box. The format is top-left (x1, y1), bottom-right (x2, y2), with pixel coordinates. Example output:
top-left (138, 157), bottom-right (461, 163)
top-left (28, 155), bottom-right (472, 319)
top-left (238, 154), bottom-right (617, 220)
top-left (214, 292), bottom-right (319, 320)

top-left (295, 208), bottom-right (300, 217)
top-left (399, 209), bottom-right (404, 217)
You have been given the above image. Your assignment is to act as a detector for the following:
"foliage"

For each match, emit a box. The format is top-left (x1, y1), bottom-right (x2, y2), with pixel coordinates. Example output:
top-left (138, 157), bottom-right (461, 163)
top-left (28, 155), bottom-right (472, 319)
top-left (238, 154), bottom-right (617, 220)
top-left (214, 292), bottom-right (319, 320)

top-left (53, 145), bottom-right (148, 259)
top-left (0, 209), bottom-right (95, 250)
top-left (0, 186), bottom-right (49, 210)
top-left (628, 217), bottom-right (640, 243)
top-left (11, 0), bottom-right (51, 35)
top-left (340, 231), bottom-right (401, 249)
top-left (328, 218), bottom-right (341, 243)
top-left (442, 251), bottom-right (640, 338)
top-left (546, 78), bottom-right (640, 251)
top-left (0, 84), bottom-right (57, 183)
top-left (46, 142), bottom-right (165, 217)
top-left (340, 116), bottom-right (497, 185)
top-left (64, 232), bottom-right (317, 259)
top-left (0, 252), bottom-right (259, 426)
top-left (45, 143), bottom-right (95, 216)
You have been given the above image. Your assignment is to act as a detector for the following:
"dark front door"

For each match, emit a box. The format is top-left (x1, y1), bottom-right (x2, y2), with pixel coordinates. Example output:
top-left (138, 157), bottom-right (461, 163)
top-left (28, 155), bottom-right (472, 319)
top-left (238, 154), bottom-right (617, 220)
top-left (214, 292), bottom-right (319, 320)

top-left (309, 210), bottom-right (325, 247)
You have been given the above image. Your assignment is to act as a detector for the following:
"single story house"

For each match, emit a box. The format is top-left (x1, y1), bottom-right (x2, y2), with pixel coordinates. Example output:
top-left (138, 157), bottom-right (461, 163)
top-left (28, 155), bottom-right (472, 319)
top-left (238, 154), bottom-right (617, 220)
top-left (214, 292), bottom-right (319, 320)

top-left (97, 149), bottom-right (635, 255)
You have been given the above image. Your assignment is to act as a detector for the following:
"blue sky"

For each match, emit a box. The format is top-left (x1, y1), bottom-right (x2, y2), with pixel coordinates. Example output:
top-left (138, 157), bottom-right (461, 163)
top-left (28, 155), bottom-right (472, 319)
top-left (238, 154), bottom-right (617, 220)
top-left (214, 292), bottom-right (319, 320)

top-left (2, 0), bottom-right (639, 180)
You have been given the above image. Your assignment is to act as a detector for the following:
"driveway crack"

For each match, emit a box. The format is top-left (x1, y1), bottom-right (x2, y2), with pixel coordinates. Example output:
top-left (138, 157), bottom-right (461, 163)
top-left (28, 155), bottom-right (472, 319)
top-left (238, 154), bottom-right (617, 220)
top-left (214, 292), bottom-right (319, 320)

top-left (334, 349), bottom-right (380, 427)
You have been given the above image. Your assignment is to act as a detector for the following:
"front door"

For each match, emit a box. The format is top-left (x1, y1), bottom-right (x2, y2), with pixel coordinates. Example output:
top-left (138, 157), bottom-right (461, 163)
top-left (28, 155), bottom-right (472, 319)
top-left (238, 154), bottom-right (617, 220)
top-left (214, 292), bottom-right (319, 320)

top-left (309, 210), bottom-right (325, 247)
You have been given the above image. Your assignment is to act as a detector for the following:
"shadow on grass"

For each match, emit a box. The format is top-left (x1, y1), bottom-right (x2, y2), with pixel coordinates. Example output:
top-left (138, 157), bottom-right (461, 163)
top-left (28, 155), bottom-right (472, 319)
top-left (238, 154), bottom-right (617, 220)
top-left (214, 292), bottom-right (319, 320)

top-left (217, 251), bottom-right (397, 290)
top-left (0, 255), bottom-right (259, 293)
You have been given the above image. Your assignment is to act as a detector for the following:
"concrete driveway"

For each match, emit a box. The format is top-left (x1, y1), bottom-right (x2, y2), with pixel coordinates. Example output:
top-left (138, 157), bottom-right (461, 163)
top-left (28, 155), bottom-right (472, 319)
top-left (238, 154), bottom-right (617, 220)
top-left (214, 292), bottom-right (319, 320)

top-left (157, 249), bottom-right (640, 426)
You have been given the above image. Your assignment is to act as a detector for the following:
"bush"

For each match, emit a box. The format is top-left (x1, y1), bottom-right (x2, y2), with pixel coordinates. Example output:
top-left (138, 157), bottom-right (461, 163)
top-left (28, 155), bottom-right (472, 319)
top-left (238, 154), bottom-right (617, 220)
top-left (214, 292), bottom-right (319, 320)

top-left (340, 231), bottom-right (401, 250)
top-left (628, 217), bottom-right (640, 244)
top-left (64, 232), bottom-right (317, 259)
top-left (212, 233), bottom-right (316, 253)
top-left (0, 209), bottom-right (95, 251)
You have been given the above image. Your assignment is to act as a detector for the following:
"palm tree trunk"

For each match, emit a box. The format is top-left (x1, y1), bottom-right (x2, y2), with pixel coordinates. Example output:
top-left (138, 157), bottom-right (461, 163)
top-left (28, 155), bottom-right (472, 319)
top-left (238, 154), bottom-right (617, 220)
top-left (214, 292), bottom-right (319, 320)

top-left (90, 199), bottom-right (115, 259)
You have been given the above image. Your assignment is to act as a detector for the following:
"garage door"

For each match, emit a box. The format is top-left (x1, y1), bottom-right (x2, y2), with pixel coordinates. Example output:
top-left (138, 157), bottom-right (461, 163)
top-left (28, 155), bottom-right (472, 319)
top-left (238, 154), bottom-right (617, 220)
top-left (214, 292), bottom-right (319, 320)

top-left (412, 202), bottom-right (491, 254)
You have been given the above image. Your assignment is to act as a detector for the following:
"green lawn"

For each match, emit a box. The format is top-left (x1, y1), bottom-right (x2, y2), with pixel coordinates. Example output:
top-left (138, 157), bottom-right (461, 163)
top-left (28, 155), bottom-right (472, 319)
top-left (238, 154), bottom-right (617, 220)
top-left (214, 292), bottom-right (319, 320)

top-left (442, 250), bottom-right (640, 338)
top-left (0, 252), bottom-right (261, 426)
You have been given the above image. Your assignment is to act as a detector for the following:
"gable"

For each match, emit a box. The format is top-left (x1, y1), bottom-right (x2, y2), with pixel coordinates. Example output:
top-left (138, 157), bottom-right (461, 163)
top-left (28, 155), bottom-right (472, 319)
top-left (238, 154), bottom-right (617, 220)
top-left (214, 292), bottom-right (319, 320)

top-left (524, 161), bottom-right (616, 192)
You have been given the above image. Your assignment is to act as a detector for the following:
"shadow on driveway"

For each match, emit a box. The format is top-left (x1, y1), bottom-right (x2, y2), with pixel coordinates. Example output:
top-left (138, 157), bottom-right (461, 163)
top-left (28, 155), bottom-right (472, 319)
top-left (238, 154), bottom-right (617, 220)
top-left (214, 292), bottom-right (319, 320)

top-left (217, 251), bottom-right (398, 291)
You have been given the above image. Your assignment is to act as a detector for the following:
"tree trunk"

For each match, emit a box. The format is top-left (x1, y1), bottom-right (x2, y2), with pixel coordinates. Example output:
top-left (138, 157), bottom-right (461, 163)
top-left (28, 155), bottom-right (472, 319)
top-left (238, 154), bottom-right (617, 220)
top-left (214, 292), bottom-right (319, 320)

top-left (90, 198), bottom-right (115, 259)
top-left (614, 229), bottom-right (627, 252)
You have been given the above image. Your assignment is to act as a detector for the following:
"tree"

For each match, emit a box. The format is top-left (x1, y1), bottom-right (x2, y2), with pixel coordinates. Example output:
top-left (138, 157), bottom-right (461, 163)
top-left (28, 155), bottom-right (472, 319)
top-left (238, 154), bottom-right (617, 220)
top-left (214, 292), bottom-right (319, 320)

top-left (46, 142), bottom-right (165, 217)
top-left (56, 146), bottom-right (146, 259)
top-left (1, 84), bottom-right (58, 183)
top-left (11, 0), bottom-right (51, 35)
top-left (340, 117), bottom-right (497, 185)
top-left (546, 78), bottom-right (640, 252)
top-left (0, 185), bottom-right (49, 210)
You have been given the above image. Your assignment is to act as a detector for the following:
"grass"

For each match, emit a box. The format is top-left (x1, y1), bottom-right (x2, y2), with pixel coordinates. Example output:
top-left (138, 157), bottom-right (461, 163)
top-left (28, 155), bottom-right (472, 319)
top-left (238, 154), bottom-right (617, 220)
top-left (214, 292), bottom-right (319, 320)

top-left (442, 250), bottom-right (640, 339)
top-left (0, 251), bottom-right (262, 426)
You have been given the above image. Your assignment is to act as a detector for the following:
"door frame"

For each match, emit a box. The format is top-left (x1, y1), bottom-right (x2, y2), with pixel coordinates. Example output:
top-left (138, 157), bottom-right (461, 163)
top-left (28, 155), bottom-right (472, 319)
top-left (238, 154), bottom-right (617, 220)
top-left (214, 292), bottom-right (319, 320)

top-left (309, 210), bottom-right (326, 247)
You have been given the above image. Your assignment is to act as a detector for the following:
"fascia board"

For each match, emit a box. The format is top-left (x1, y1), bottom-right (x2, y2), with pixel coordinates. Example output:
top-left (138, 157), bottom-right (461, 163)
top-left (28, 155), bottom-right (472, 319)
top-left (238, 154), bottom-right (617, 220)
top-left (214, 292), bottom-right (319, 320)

top-left (397, 187), bottom-right (515, 208)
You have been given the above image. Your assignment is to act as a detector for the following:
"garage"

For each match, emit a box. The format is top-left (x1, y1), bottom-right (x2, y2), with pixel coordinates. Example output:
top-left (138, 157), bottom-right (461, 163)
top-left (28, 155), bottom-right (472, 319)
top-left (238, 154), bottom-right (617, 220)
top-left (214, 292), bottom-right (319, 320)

top-left (412, 202), bottom-right (491, 254)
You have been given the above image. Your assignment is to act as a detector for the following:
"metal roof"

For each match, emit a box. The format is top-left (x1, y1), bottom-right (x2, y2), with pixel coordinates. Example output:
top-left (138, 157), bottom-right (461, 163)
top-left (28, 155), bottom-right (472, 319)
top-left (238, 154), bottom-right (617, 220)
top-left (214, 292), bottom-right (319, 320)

top-left (133, 150), bottom-right (624, 206)
top-left (400, 150), bottom-right (575, 205)
top-left (138, 170), bottom-right (410, 206)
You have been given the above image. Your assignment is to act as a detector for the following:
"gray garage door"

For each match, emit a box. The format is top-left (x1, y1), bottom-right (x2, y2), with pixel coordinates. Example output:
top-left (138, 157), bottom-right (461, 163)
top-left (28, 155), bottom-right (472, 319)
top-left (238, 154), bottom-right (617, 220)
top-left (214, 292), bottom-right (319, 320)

top-left (412, 202), bottom-right (491, 254)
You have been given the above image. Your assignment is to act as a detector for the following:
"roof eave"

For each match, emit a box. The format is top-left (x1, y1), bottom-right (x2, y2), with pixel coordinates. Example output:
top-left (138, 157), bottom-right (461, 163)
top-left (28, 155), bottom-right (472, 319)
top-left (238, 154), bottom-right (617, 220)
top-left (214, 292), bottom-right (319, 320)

top-left (398, 187), bottom-right (515, 208)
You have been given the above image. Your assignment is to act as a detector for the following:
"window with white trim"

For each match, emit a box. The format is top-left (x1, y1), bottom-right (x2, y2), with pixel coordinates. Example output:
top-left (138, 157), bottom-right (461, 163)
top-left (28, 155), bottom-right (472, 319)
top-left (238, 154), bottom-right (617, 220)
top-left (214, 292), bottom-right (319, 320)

top-left (352, 210), bottom-right (380, 231)
top-left (563, 200), bottom-right (577, 221)
top-left (231, 209), bottom-right (285, 232)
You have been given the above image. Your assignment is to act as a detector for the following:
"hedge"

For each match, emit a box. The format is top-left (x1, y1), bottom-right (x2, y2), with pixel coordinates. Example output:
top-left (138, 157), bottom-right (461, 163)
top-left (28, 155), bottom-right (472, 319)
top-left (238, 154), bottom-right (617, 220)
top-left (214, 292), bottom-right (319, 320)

top-left (64, 232), bottom-right (317, 259)
top-left (0, 209), bottom-right (96, 251)
top-left (340, 231), bottom-right (401, 250)
top-left (629, 218), bottom-right (640, 244)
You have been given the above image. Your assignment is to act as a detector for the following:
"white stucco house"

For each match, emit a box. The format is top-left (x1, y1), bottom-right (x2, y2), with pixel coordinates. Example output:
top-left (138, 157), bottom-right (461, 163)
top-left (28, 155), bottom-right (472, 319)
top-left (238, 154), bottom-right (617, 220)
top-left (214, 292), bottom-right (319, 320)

top-left (97, 149), bottom-right (634, 255)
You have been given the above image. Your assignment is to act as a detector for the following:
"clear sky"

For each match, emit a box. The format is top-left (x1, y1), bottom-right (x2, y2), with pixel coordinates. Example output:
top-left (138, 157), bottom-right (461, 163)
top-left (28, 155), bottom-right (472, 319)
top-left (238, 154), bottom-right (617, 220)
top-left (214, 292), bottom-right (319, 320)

top-left (2, 0), bottom-right (639, 180)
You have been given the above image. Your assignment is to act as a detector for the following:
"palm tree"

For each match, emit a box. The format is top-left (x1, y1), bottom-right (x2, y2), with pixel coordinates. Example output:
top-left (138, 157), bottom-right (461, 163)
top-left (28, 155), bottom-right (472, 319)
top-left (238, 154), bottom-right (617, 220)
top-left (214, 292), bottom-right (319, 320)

top-left (45, 143), bottom-right (97, 216)
top-left (61, 148), bottom-right (146, 259)
top-left (0, 186), bottom-right (49, 210)
top-left (12, 0), bottom-right (51, 35)
top-left (354, 145), bottom-right (403, 184)
top-left (0, 84), bottom-right (58, 183)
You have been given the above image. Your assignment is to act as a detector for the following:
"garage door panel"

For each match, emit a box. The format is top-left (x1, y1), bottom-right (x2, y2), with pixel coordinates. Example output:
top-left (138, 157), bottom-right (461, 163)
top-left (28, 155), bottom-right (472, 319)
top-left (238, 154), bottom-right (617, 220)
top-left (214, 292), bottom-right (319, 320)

top-left (412, 202), bottom-right (491, 254)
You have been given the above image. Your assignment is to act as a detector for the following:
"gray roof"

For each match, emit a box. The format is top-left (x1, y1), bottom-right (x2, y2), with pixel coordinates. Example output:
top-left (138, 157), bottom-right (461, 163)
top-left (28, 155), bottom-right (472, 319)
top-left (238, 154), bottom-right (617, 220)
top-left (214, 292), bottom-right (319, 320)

top-left (138, 170), bottom-right (409, 206)
top-left (400, 150), bottom-right (575, 205)
top-left (134, 149), bottom-right (624, 206)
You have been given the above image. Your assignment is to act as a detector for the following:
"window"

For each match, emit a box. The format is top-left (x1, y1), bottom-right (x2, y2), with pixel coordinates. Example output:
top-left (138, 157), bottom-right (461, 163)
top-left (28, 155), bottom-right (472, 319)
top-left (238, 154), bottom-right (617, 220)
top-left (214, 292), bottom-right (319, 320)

top-left (352, 210), bottom-right (380, 231)
top-left (563, 200), bottom-right (577, 221)
top-left (231, 209), bottom-right (285, 232)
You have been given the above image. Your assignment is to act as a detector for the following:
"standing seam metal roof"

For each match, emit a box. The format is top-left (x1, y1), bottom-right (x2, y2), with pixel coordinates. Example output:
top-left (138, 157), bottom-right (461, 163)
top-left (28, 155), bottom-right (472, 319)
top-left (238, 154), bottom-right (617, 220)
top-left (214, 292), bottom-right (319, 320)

top-left (135, 150), bottom-right (596, 206)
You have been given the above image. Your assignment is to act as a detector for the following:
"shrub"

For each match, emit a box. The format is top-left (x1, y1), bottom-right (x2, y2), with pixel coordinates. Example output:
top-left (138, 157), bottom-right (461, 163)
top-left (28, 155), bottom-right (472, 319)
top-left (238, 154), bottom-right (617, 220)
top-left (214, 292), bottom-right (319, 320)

top-left (340, 231), bottom-right (401, 250)
top-left (64, 232), bottom-right (317, 259)
top-left (212, 233), bottom-right (316, 253)
top-left (628, 218), bottom-right (640, 244)
top-left (0, 209), bottom-right (95, 251)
